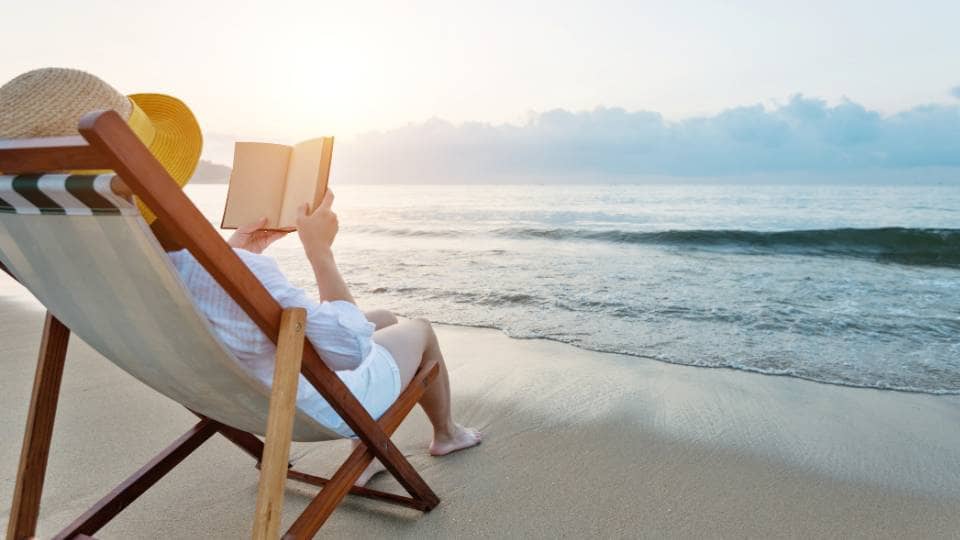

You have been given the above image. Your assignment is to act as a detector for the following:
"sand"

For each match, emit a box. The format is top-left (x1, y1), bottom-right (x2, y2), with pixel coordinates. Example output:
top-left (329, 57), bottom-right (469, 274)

top-left (1, 275), bottom-right (959, 539)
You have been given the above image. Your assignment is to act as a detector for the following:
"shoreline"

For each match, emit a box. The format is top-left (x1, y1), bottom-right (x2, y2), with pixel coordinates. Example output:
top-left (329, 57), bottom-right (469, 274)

top-left (1, 275), bottom-right (959, 537)
top-left (392, 317), bottom-right (960, 397)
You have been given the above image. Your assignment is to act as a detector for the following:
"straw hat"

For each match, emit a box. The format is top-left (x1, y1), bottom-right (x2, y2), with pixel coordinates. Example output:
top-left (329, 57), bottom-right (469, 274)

top-left (0, 67), bottom-right (202, 223)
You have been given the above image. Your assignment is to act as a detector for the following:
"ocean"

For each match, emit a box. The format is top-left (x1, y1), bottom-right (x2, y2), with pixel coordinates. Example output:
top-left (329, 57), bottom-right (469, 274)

top-left (187, 183), bottom-right (960, 395)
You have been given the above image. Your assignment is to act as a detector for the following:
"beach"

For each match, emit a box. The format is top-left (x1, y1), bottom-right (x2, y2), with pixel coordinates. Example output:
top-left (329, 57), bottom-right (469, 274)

top-left (1, 275), bottom-right (958, 538)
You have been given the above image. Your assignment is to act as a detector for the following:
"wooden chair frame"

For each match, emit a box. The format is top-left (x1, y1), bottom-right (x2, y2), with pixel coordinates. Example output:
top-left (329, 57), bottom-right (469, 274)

top-left (0, 110), bottom-right (440, 539)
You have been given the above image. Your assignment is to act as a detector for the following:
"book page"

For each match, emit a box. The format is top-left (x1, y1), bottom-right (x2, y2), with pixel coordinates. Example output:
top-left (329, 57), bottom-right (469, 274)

top-left (221, 142), bottom-right (291, 229)
top-left (277, 137), bottom-right (334, 229)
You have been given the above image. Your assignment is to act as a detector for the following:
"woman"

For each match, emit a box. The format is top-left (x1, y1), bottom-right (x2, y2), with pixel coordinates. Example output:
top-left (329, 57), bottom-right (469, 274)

top-left (0, 68), bottom-right (481, 486)
top-left (169, 193), bottom-right (482, 485)
top-left (203, 195), bottom-right (481, 450)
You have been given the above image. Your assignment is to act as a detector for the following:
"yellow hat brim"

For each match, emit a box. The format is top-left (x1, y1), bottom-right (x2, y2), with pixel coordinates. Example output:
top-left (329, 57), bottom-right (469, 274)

top-left (128, 93), bottom-right (202, 223)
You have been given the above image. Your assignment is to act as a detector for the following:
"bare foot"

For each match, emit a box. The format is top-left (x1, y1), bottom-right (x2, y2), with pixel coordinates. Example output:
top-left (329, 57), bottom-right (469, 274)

top-left (355, 458), bottom-right (386, 486)
top-left (429, 425), bottom-right (482, 456)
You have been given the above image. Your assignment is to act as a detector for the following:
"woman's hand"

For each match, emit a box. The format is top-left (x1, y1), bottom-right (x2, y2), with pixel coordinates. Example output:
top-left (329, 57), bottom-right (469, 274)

top-left (227, 217), bottom-right (288, 254)
top-left (296, 190), bottom-right (338, 260)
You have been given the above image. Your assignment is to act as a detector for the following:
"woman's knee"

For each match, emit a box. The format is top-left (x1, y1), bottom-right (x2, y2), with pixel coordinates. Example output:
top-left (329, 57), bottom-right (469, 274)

top-left (374, 318), bottom-right (434, 388)
top-left (365, 309), bottom-right (399, 330)
top-left (410, 317), bottom-right (438, 343)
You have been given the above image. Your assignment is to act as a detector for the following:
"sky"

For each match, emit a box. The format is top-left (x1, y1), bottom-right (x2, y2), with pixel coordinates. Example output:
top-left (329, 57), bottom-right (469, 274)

top-left (4, 0), bottom-right (960, 181)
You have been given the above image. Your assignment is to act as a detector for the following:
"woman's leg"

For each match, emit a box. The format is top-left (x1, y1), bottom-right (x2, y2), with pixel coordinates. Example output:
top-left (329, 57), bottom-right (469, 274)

top-left (374, 318), bottom-right (481, 456)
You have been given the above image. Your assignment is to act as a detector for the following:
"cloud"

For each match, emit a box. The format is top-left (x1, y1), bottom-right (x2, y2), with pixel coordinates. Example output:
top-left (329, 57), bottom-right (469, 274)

top-left (951, 85), bottom-right (960, 100)
top-left (332, 95), bottom-right (960, 183)
top-left (208, 95), bottom-right (960, 184)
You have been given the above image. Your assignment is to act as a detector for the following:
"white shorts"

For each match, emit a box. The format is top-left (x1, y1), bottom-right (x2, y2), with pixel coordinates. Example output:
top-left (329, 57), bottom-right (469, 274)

top-left (329, 343), bottom-right (402, 438)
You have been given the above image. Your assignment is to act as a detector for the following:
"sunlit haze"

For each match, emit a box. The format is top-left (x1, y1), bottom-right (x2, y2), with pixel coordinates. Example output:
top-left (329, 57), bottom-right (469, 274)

top-left (5, 0), bottom-right (959, 145)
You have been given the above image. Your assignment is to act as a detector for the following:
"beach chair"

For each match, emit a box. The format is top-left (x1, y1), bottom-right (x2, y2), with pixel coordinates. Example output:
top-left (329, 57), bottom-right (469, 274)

top-left (0, 110), bottom-right (440, 539)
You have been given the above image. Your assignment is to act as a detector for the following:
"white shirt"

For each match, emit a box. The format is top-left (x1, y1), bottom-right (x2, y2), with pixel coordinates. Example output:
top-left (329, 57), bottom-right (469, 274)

top-left (167, 248), bottom-right (376, 429)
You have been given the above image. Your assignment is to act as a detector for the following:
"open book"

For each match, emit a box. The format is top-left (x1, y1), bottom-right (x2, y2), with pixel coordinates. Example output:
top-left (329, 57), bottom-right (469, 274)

top-left (221, 137), bottom-right (334, 230)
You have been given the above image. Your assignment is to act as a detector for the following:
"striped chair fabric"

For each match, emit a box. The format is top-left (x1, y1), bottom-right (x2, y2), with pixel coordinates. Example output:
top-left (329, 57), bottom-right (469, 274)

top-left (0, 174), bottom-right (338, 441)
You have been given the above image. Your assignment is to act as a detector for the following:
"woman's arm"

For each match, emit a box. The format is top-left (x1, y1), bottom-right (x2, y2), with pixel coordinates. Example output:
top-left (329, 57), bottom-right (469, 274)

top-left (295, 191), bottom-right (356, 304)
top-left (226, 194), bottom-right (371, 370)
top-left (303, 247), bottom-right (355, 304)
top-left (237, 250), bottom-right (373, 370)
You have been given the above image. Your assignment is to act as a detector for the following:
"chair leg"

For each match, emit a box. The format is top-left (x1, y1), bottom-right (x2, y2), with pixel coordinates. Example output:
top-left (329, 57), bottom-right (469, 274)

top-left (6, 312), bottom-right (70, 540)
top-left (53, 420), bottom-right (219, 539)
top-left (217, 423), bottom-right (266, 464)
top-left (283, 443), bottom-right (379, 538)
top-left (285, 469), bottom-right (431, 511)
top-left (190, 409), bottom-right (267, 464)
top-left (284, 356), bottom-right (441, 538)
top-left (252, 308), bottom-right (306, 540)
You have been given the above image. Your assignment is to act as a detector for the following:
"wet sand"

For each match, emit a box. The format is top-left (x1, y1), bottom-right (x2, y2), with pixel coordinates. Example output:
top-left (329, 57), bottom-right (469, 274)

top-left (1, 276), bottom-right (958, 538)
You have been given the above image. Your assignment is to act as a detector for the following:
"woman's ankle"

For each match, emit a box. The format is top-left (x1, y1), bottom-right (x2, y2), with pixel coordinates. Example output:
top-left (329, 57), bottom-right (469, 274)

top-left (432, 420), bottom-right (460, 441)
